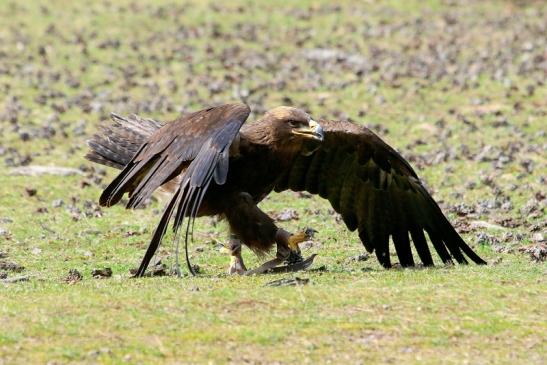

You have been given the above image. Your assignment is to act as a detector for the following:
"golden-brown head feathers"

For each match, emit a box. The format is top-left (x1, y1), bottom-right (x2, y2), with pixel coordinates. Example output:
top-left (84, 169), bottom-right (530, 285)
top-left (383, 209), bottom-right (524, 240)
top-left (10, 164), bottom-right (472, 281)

top-left (245, 106), bottom-right (324, 148)
top-left (263, 106), bottom-right (310, 123)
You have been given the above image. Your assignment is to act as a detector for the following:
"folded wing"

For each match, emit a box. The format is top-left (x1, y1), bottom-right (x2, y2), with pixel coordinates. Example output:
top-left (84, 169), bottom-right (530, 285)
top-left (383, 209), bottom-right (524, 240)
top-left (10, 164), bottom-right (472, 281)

top-left (99, 103), bottom-right (251, 276)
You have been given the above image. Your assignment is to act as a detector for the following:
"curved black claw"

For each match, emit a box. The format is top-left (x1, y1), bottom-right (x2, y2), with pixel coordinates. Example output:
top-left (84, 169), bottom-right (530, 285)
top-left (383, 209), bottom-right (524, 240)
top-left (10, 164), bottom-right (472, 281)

top-left (285, 250), bottom-right (304, 265)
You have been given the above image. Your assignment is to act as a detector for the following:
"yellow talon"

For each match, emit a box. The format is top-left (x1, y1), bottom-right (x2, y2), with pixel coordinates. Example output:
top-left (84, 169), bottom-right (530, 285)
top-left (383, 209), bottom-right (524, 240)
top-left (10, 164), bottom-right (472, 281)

top-left (287, 229), bottom-right (316, 251)
top-left (287, 233), bottom-right (304, 251)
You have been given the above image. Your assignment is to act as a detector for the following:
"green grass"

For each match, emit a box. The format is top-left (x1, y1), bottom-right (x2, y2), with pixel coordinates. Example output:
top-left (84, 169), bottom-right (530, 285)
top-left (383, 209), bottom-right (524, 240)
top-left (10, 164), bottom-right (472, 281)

top-left (1, 259), bottom-right (545, 364)
top-left (1, 0), bottom-right (546, 364)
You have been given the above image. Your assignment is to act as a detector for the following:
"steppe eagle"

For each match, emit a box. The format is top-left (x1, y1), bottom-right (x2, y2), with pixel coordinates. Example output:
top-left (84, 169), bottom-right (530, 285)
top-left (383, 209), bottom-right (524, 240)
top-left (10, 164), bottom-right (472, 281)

top-left (86, 103), bottom-right (485, 276)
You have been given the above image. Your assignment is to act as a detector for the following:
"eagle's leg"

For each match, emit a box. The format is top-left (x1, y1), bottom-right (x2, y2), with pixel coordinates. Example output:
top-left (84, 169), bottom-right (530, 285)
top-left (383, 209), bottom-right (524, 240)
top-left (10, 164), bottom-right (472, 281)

top-left (275, 228), bottom-right (316, 264)
top-left (224, 192), bottom-right (316, 273)
top-left (226, 233), bottom-right (247, 275)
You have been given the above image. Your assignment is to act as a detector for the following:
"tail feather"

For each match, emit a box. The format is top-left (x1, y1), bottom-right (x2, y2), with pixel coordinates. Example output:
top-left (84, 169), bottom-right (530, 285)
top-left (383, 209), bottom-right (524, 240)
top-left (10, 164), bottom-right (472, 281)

top-left (85, 113), bottom-right (162, 170)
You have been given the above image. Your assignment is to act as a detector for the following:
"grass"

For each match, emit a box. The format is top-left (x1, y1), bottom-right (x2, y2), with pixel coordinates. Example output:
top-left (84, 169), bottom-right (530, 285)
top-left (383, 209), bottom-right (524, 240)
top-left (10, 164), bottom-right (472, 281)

top-left (0, 0), bottom-right (546, 364)
top-left (1, 258), bottom-right (545, 364)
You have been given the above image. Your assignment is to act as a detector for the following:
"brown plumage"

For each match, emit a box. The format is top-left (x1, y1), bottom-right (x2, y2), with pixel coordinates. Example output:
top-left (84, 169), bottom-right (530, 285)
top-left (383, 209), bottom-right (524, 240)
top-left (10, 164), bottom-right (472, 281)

top-left (86, 103), bottom-right (485, 276)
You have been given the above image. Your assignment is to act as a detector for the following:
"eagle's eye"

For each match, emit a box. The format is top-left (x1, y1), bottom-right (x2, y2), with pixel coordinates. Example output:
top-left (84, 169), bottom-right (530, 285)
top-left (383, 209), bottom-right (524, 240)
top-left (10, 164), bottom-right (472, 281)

top-left (288, 120), bottom-right (302, 128)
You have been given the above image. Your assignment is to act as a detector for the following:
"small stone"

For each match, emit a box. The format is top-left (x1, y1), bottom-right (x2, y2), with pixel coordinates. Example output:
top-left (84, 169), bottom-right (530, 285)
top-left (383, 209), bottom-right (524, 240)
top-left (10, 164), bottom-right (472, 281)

top-left (476, 232), bottom-right (499, 246)
top-left (66, 269), bottom-right (83, 284)
top-left (299, 240), bottom-right (314, 250)
top-left (532, 233), bottom-right (544, 243)
top-left (1, 276), bottom-right (29, 283)
top-left (351, 253), bottom-right (370, 262)
top-left (275, 208), bottom-right (299, 221)
top-left (518, 243), bottom-right (546, 262)
top-left (0, 227), bottom-right (10, 237)
top-left (25, 187), bottom-right (37, 197)
top-left (92, 268), bottom-right (112, 278)
top-left (0, 260), bottom-right (24, 272)
top-left (52, 199), bottom-right (64, 208)
top-left (491, 257), bottom-right (503, 265)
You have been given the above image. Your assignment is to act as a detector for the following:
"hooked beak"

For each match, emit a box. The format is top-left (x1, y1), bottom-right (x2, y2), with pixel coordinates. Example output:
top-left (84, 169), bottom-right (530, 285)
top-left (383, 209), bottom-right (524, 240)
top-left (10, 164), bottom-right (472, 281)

top-left (292, 119), bottom-right (324, 141)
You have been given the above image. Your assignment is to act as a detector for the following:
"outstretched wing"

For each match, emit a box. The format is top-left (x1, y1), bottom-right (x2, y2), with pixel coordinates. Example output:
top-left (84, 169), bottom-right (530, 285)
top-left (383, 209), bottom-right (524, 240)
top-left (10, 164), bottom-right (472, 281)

top-left (99, 103), bottom-right (251, 276)
top-left (274, 119), bottom-right (486, 268)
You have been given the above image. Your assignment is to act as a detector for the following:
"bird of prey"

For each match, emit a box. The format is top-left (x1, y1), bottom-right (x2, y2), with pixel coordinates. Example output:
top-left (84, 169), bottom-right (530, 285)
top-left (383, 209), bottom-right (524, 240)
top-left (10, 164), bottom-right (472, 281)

top-left (86, 103), bottom-right (485, 276)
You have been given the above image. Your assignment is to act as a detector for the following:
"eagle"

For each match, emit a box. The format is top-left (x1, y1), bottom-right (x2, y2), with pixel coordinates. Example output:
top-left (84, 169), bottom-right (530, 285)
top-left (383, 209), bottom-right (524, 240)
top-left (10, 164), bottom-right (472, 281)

top-left (86, 103), bottom-right (485, 276)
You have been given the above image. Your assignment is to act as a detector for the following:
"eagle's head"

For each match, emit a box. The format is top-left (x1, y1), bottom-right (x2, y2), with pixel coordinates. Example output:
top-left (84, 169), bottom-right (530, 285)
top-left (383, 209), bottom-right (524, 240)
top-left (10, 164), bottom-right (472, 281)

top-left (263, 106), bottom-right (324, 144)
